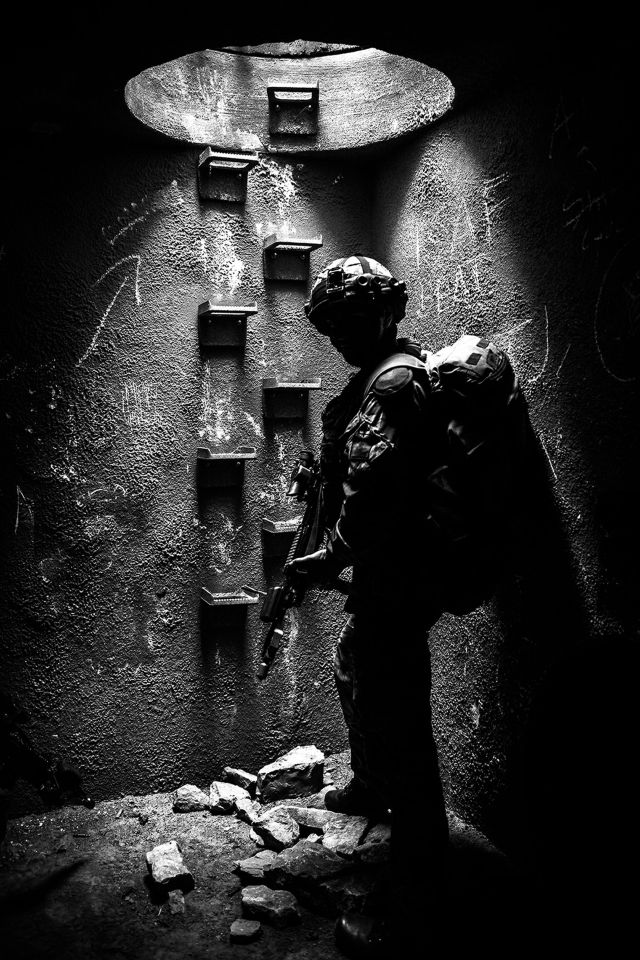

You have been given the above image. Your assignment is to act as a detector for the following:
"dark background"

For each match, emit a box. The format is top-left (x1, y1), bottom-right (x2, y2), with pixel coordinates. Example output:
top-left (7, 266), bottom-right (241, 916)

top-left (2, 13), bottom-right (638, 935)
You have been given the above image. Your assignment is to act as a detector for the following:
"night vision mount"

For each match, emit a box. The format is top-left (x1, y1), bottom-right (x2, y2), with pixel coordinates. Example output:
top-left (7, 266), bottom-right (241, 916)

top-left (304, 267), bottom-right (408, 325)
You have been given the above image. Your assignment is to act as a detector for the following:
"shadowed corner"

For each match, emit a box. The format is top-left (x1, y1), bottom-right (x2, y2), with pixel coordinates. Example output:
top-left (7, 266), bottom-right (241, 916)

top-left (0, 858), bottom-right (88, 916)
top-left (472, 403), bottom-right (591, 846)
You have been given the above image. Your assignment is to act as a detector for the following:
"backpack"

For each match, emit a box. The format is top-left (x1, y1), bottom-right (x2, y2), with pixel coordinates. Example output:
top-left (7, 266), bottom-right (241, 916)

top-left (366, 335), bottom-right (528, 615)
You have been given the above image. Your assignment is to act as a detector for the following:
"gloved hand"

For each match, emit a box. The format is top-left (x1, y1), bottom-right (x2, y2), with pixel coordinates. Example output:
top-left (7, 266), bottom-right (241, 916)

top-left (285, 547), bottom-right (337, 584)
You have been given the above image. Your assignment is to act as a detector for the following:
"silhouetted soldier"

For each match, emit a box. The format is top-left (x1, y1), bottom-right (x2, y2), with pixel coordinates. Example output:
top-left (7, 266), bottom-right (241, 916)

top-left (287, 256), bottom-right (449, 956)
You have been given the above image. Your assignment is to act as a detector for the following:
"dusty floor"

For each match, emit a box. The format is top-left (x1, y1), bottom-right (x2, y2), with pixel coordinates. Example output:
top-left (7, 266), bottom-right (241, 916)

top-left (0, 754), bottom-right (528, 959)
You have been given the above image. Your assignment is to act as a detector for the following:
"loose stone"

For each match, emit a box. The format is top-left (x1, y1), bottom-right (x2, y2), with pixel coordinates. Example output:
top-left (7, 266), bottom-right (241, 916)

top-left (146, 840), bottom-right (193, 891)
top-left (235, 797), bottom-right (261, 825)
top-left (262, 839), bottom-right (346, 885)
top-left (322, 814), bottom-right (369, 857)
top-left (284, 805), bottom-right (340, 833)
top-left (256, 745), bottom-right (324, 802)
top-left (210, 781), bottom-right (251, 813)
top-left (223, 767), bottom-right (258, 795)
top-left (249, 827), bottom-right (265, 848)
top-left (364, 822), bottom-right (391, 845)
top-left (241, 885), bottom-right (301, 928)
top-left (234, 849), bottom-right (279, 882)
top-left (173, 784), bottom-right (210, 813)
top-left (230, 918), bottom-right (262, 943)
top-left (252, 808), bottom-right (300, 851)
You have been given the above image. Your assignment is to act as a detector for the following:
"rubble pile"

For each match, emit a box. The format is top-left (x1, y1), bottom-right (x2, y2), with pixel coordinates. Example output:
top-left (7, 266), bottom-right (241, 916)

top-left (145, 744), bottom-right (391, 941)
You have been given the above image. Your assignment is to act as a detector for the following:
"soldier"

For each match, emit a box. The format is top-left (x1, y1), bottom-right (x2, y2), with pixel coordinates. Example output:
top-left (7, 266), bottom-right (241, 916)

top-left (286, 256), bottom-right (449, 956)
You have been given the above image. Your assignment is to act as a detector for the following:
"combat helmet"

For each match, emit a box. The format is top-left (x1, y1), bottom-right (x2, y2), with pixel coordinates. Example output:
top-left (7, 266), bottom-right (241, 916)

top-left (304, 256), bottom-right (408, 332)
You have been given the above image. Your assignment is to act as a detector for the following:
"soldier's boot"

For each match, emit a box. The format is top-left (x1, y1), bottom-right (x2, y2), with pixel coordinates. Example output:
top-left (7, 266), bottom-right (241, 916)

top-left (324, 777), bottom-right (390, 820)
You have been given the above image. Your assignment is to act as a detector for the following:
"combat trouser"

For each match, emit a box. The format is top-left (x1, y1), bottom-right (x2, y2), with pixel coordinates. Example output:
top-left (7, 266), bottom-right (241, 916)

top-left (334, 604), bottom-right (449, 912)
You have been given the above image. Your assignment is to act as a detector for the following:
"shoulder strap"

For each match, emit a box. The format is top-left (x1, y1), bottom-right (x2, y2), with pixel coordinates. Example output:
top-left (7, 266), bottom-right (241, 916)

top-left (364, 353), bottom-right (426, 396)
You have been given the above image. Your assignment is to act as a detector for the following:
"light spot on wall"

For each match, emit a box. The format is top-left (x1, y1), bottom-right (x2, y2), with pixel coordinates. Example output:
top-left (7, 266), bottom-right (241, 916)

top-left (242, 411), bottom-right (263, 438)
top-left (258, 158), bottom-right (299, 220)
top-left (471, 700), bottom-right (482, 730)
top-left (205, 224), bottom-right (245, 295)
top-left (198, 367), bottom-right (234, 443)
top-left (211, 513), bottom-right (244, 573)
top-left (257, 433), bottom-right (302, 508)
top-left (255, 221), bottom-right (297, 240)
top-left (280, 608), bottom-right (301, 708)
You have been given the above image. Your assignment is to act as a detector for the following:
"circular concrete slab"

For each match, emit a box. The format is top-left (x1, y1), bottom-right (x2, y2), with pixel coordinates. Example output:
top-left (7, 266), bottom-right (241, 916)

top-left (124, 47), bottom-right (454, 154)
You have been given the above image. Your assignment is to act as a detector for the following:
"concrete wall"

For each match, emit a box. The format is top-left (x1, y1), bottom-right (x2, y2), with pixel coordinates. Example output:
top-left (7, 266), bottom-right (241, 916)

top-left (0, 141), bottom-right (375, 804)
top-left (2, 42), bottom-right (638, 884)
top-left (373, 55), bottom-right (639, 861)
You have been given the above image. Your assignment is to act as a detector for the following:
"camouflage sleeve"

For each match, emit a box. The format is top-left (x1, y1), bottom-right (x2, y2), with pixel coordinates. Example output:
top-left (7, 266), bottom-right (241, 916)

top-left (325, 367), bottom-right (429, 569)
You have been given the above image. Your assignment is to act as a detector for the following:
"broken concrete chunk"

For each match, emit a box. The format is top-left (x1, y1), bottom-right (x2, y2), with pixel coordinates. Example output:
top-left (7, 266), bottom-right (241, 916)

top-left (355, 822), bottom-right (391, 864)
top-left (256, 745), bottom-right (324, 802)
top-left (284, 805), bottom-right (340, 833)
top-left (235, 797), bottom-right (261, 825)
top-left (146, 840), bottom-right (194, 891)
top-left (210, 781), bottom-right (251, 813)
top-left (241, 884), bottom-right (301, 928)
top-left (173, 784), bottom-right (210, 813)
top-left (235, 849), bottom-right (279, 882)
top-left (262, 839), bottom-right (347, 886)
top-left (294, 786), bottom-right (334, 809)
top-left (253, 808), bottom-right (300, 851)
top-left (322, 815), bottom-right (369, 857)
top-left (230, 918), bottom-right (262, 943)
top-left (249, 827), bottom-right (265, 848)
top-left (260, 841), bottom-right (373, 916)
top-left (363, 822), bottom-right (391, 845)
top-left (223, 767), bottom-right (258, 795)
top-left (168, 889), bottom-right (186, 914)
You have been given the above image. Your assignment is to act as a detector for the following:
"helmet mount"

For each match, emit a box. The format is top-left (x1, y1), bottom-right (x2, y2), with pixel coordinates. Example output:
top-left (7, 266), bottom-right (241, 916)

top-left (305, 256), bottom-right (408, 333)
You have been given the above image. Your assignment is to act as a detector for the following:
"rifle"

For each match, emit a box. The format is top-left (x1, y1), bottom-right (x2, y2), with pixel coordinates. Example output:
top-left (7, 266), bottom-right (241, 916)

top-left (257, 449), bottom-right (348, 679)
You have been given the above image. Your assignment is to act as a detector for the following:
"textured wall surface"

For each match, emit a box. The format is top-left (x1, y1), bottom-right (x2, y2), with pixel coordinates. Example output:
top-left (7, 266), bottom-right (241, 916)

top-left (2, 39), bottom-right (638, 883)
top-left (0, 143), bottom-right (375, 804)
top-left (373, 57), bottom-right (639, 853)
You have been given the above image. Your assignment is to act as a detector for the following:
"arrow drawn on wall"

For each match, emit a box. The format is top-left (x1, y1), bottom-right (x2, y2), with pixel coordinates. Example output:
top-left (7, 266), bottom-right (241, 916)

top-left (76, 255), bottom-right (142, 368)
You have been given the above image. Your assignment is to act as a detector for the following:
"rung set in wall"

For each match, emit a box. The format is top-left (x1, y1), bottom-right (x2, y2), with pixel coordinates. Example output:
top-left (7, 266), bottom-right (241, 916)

top-left (196, 89), bottom-right (323, 621)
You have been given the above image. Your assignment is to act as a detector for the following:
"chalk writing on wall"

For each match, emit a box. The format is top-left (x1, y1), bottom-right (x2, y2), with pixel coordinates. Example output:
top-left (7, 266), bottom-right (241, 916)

top-left (549, 96), bottom-right (616, 253)
top-left (122, 381), bottom-right (159, 429)
top-left (102, 181), bottom-right (184, 247)
top-left (78, 255), bottom-right (142, 368)
top-left (413, 169), bottom-right (510, 319)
